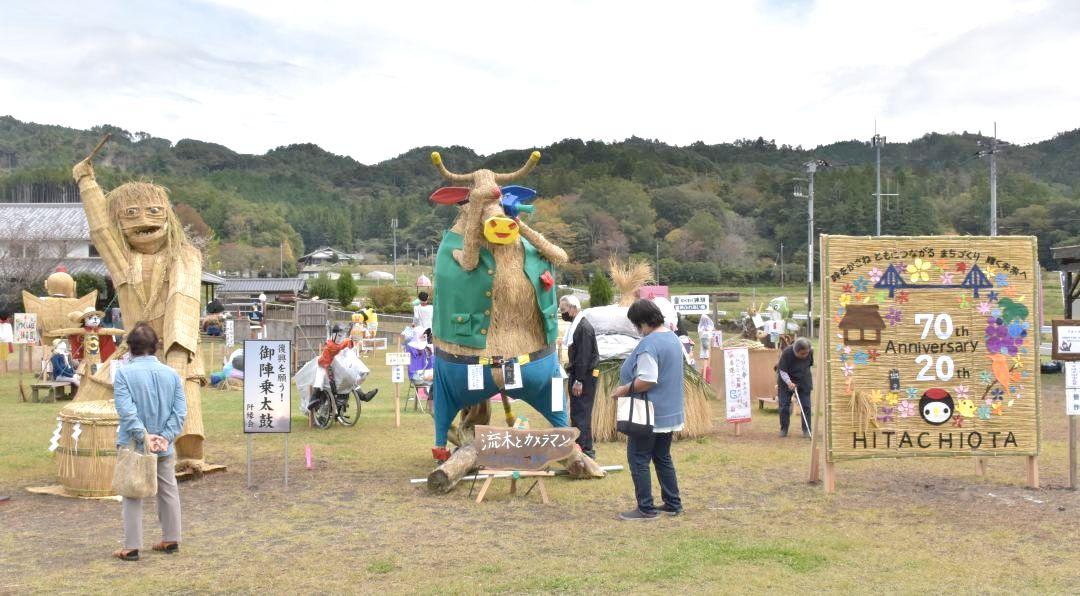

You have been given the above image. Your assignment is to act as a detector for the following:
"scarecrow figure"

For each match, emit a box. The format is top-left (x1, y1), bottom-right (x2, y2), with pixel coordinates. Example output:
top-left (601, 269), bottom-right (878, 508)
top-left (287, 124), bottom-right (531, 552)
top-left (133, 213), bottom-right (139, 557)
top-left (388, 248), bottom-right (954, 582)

top-left (426, 151), bottom-right (601, 484)
top-left (22, 267), bottom-right (99, 341)
top-left (71, 141), bottom-right (209, 471)
top-left (53, 306), bottom-right (124, 376)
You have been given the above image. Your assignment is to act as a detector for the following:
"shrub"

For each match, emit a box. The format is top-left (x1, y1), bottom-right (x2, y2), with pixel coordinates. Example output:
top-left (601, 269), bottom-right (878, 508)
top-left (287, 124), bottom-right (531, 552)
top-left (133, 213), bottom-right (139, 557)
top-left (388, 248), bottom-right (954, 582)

top-left (336, 268), bottom-right (357, 308)
top-left (369, 285), bottom-right (411, 313)
top-left (307, 272), bottom-right (336, 301)
top-left (588, 270), bottom-right (614, 307)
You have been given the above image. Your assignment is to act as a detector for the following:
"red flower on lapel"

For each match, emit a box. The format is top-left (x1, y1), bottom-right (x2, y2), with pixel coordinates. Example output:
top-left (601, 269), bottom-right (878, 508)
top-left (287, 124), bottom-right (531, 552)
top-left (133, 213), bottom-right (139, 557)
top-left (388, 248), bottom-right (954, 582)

top-left (540, 270), bottom-right (554, 290)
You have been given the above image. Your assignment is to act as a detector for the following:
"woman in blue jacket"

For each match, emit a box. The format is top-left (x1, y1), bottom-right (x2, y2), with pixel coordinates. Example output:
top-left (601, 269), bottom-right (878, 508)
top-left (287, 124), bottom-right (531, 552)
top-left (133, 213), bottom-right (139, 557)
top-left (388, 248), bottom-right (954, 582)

top-left (112, 323), bottom-right (187, 561)
top-left (611, 299), bottom-right (685, 520)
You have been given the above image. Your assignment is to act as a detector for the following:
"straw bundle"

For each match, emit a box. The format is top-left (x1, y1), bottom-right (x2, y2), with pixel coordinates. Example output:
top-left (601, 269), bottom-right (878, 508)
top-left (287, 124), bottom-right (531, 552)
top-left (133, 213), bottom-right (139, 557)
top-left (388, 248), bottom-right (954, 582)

top-left (609, 258), bottom-right (653, 306)
top-left (56, 400), bottom-right (119, 497)
top-left (591, 360), bottom-right (714, 442)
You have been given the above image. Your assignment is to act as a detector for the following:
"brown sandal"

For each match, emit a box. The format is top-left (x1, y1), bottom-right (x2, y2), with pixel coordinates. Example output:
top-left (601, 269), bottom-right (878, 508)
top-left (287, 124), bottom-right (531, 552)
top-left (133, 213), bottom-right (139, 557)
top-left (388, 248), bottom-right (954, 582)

top-left (113, 549), bottom-right (139, 561)
top-left (152, 541), bottom-right (179, 554)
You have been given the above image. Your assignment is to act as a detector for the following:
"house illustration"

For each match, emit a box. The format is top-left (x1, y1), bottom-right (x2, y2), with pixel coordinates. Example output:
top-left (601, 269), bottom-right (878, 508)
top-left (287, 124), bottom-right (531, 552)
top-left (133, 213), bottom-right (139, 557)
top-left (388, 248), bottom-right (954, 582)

top-left (838, 304), bottom-right (886, 346)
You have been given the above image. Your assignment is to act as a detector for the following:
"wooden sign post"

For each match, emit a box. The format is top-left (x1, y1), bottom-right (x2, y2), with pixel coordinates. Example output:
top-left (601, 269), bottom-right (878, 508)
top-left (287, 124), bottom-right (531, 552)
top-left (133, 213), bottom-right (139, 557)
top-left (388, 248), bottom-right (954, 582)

top-left (13, 313), bottom-right (38, 402)
top-left (722, 347), bottom-right (752, 435)
top-left (818, 235), bottom-right (1041, 492)
top-left (1051, 320), bottom-right (1080, 490)
top-left (471, 425), bottom-right (579, 504)
top-left (386, 351), bottom-right (409, 427)
top-left (244, 340), bottom-right (292, 487)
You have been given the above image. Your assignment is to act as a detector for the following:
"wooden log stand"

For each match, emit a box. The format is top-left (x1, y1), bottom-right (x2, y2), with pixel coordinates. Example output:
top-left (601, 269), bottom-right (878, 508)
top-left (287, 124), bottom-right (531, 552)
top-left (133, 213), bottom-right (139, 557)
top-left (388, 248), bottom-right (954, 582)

top-left (473, 469), bottom-right (555, 504)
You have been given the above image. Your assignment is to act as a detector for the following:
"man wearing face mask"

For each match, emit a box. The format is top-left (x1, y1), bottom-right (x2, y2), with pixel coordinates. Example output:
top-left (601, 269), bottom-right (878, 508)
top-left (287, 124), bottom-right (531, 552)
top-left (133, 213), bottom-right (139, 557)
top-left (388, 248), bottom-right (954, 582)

top-left (561, 295), bottom-right (599, 459)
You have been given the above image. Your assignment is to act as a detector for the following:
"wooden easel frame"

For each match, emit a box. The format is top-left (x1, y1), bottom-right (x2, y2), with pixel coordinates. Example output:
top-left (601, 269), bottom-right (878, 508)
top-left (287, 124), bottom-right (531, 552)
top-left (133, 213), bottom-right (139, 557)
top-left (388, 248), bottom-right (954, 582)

top-left (473, 469), bottom-right (555, 504)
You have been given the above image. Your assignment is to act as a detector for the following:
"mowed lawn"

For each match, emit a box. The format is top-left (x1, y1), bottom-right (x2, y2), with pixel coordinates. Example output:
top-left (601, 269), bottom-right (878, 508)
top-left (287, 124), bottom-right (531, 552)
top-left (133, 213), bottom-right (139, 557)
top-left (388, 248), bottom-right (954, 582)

top-left (1, 355), bottom-right (1078, 594)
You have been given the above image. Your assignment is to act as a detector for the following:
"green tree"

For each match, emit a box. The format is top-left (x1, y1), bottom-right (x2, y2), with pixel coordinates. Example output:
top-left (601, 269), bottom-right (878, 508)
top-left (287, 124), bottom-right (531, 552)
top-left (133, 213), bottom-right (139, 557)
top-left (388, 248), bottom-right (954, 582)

top-left (307, 272), bottom-right (336, 301)
top-left (588, 269), bottom-right (614, 307)
top-left (336, 268), bottom-right (358, 307)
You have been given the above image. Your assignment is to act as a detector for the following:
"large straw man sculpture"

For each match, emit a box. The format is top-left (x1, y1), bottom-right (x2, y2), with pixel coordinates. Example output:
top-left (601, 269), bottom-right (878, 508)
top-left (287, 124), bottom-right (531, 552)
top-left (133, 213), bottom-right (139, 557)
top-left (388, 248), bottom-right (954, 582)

top-left (71, 145), bottom-right (207, 472)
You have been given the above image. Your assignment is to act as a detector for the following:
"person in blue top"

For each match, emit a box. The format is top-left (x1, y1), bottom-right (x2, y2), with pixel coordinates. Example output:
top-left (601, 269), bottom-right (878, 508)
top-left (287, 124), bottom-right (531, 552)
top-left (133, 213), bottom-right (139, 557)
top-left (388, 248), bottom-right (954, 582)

top-left (49, 339), bottom-right (79, 386)
top-left (113, 322), bottom-right (187, 562)
top-left (611, 299), bottom-right (685, 520)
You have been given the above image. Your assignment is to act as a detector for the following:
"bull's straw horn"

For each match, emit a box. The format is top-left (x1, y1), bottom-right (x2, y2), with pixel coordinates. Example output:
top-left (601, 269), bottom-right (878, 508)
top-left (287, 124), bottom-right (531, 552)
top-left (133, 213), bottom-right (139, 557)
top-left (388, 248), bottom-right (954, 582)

top-left (431, 151), bottom-right (474, 183)
top-left (494, 151), bottom-right (541, 184)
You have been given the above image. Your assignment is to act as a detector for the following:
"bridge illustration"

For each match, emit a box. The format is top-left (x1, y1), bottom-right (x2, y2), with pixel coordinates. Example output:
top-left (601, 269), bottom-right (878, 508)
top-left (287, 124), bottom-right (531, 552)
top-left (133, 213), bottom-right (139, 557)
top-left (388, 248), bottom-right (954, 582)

top-left (873, 263), bottom-right (994, 298)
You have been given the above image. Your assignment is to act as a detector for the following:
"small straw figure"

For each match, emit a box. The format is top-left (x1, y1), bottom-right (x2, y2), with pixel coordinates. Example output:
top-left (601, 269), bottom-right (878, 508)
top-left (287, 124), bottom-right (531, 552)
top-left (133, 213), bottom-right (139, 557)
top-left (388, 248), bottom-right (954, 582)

top-left (53, 307), bottom-right (123, 377)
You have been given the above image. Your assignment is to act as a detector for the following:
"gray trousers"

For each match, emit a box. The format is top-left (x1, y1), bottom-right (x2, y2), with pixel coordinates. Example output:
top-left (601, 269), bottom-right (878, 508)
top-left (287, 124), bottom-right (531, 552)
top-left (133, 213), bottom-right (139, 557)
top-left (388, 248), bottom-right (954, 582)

top-left (122, 454), bottom-right (181, 550)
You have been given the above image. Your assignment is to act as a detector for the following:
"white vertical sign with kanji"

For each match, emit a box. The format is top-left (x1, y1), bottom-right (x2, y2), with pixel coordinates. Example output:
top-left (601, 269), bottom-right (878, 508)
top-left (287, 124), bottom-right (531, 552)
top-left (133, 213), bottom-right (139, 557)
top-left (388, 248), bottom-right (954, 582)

top-left (224, 319), bottom-right (235, 348)
top-left (13, 313), bottom-right (38, 344)
top-left (244, 340), bottom-right (291, 433)
top-left (1066, 361), bottom-right (1080, 416)
top-left (723, 347), bottom-right (752, 423)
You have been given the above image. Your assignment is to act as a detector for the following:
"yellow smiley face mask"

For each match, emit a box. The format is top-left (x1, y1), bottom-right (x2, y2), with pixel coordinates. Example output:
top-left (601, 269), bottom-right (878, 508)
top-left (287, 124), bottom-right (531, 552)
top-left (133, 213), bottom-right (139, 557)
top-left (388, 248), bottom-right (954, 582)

top-left (483, 216), bottom-right (520, 245)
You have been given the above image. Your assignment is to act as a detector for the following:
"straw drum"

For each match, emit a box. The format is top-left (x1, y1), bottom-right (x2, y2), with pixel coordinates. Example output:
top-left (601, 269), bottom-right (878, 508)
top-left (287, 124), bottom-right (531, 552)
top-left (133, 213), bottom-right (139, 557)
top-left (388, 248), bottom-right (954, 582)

top-left (56, 400), bottom-right (119, 497)
top-left (591, 362), bottom-right (714, 442)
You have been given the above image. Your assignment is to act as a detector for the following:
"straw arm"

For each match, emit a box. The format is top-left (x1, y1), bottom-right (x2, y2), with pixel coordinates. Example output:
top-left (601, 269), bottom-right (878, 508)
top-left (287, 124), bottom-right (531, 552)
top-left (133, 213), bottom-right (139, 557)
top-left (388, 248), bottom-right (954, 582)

top-left (518, 220), bottom-right (568, 266)
top-left (431, 152), bottom-right (474, 183)
top-left (494, 151), bottom-right (541, 184)
top-left (74, 161), bottom-right (130, 283)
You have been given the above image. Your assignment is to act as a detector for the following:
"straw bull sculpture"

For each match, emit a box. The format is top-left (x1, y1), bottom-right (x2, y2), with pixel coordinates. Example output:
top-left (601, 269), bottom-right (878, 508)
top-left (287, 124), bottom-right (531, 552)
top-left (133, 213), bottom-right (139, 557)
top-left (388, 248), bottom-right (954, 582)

top-left (426, 151), bottom-right (603, 491)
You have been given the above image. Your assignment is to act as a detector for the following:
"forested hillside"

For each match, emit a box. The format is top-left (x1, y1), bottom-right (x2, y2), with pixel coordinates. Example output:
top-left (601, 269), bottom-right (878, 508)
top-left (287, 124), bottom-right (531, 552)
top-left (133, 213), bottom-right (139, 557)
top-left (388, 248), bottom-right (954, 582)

top-left (2, 115), bottom-right (1078, 282)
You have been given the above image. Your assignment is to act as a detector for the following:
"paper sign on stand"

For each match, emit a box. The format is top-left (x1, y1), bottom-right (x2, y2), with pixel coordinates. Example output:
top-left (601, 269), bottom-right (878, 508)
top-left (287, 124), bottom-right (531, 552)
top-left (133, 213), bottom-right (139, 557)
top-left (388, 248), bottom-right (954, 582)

top-left (224, 319), bottom-right (235, 348)
top-left (672, 295), bottom-right (710, 314)
top-left (1067, 362), bottom-right (1080, 416)
top-left (723, 347), bottom-right (752, 434)
top-left (13, 313), bottom-right (38, 344)
top-left (243, 340), bottom-right (292, 488)
top-left (391, 365), bottom-right (405, 384)
top-left (385, 352), bottom-right (410, 367)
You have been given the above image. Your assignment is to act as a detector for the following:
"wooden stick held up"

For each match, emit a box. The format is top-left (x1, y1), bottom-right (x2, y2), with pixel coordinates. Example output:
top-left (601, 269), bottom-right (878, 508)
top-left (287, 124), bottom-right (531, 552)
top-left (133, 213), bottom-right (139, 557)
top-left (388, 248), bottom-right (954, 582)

top-left (87, 133), bottom-right (112, 162)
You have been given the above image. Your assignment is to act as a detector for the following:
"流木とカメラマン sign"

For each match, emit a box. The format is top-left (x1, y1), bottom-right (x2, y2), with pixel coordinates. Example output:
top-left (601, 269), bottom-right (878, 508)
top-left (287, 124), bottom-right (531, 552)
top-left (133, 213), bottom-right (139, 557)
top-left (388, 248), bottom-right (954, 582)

top-left (821, 236), bottom-right (1040, 461)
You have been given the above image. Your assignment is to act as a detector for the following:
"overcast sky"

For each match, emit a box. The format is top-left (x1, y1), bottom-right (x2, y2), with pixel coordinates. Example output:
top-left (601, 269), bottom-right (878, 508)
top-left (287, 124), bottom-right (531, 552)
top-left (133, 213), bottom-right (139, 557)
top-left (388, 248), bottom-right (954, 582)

top-left (2, 0), bottom-right (1077, 163)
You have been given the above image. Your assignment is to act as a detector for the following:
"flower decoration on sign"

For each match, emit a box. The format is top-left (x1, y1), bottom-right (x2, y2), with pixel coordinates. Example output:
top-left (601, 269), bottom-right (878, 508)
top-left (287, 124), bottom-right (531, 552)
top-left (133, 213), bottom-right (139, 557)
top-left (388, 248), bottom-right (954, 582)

top-left (885, 391), bottom-right (900, 406)
top-left (954, 384), bottom-right (970, 400)
top-left (940, 271), bottom-right (955, 285)
top-left (907, 258), bottom-right (932, 282)
top-left (877, 406), bottom-right (895, 424)
top-left (994, 273), bottom-right (1009, 287)
top-left (977, 301), bottom-right (991, 315)
top-left (839, 293), bottom-right (851, 306)
top-left (1007, 321), bottom-right (1028, 339)
top-left (868, 267), bottom-right (883, 283)
top-left (896, 290), bottom-right (910, 304)
top-left (979, 371), bottom-right (993, 384)
top-left (956, 262), bottom-right (968, 273)
top-left (987, 290), bottom-right (999, 302)
top-left (1008, 398), bottom-right (1015, 407)
top-left (951, 414), bottom-right (964, 428)
top-left (905, 387), bottom-right (918, 400)
top-left (984, 265), bottom-right (998, 278)
top-left (991, 388), bottom-right (1004, 401)
top-left (976, 405), bottom-right (992, 420)
top-left (991, 402), bottom-right (1004, 415)
top-left (842, 283), bottom-right (853, 294)
top-left (867, 349), bottom-right (880, 362)
top-left (868, 389), bottom-right (883, 404)
top-left (853, 275), bottom-right (870, 293)
top-left (853, 351), bottom-right (870, 365)
top-left (839, 352), bottom-right (848, 363)
top-left (842, 362), bottom-right (854, 377)
top-left (885, 306), bottom-right (902, 326)
top-left (874, 290), bottom-right (887, 304)
top-left (958, 294), bottom-right (970, 308)
top-left (897, 400), bottom-right (915, 418)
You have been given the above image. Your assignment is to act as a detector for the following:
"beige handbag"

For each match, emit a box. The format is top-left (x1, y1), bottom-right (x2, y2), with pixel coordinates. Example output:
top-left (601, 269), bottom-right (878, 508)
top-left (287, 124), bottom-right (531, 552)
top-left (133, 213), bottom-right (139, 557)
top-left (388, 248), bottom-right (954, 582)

top-left (112, 439), bottom-right (158, 499)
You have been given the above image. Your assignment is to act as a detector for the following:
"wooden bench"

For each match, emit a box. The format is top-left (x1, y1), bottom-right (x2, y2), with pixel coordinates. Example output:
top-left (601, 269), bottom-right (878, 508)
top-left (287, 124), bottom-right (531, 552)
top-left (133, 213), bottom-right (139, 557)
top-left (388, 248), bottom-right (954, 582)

top-left (31, 381), bottom-right (75, 403)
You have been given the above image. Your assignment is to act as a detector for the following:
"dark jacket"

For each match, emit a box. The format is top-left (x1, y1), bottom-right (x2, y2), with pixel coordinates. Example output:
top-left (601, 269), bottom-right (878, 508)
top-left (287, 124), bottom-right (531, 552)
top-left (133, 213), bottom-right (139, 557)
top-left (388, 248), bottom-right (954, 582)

top-left (776, 346), bottom-right (814, 390)
top-left (567, 317), bottom-right (599, 382)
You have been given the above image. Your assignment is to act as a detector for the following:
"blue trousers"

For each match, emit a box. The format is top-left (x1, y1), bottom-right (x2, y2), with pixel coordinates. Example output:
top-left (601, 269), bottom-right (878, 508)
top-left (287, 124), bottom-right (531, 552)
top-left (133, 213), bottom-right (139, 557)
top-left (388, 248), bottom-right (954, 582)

top-left (432, 351), bottom-right (568, 446)
top-left (626, 431), bottom-right (681, 514)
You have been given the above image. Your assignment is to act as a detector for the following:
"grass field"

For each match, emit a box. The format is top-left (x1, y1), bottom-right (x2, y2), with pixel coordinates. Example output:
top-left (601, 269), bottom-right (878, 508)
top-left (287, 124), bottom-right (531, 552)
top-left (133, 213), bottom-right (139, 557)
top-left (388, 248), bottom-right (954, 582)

top-left (1, 350), bottom-right (1078, 594)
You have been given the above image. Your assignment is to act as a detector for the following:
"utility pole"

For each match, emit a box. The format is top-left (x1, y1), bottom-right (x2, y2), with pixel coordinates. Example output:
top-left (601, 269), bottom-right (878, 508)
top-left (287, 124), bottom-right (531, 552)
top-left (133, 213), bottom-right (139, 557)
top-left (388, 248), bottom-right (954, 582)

top-left (871, 125), bottom-right (898, 236)
top-left (391, 218), bottom-right (398, 284)
top-left (655, 241), bottom-right (660, 284)
top-left (793, 160), bottom-right (828, 338)
top-left (780, 241), bottom-right (785, 288)
top-left (976, 122), bottom-right (1008, 237)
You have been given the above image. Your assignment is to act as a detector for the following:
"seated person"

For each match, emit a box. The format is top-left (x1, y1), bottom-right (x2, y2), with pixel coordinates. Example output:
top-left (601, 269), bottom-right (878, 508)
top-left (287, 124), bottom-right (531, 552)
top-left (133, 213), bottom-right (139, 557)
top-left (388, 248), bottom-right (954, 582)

top-left (316, 324), bottom-right (377, 404)
top-left (50, 339), bottom-right (80, 386)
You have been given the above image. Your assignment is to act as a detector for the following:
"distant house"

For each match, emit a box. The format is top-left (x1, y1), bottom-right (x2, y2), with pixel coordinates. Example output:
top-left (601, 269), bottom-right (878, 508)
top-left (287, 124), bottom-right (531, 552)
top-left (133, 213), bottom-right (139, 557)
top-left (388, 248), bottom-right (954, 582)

top-left (838, 304), bottom-right (886, 346)
top-left (219, 277), bottom-right (306, 305)
top-left (0, 203), bottom-right (97, 259)
top-left (297, 246), bottom-right (365, 280)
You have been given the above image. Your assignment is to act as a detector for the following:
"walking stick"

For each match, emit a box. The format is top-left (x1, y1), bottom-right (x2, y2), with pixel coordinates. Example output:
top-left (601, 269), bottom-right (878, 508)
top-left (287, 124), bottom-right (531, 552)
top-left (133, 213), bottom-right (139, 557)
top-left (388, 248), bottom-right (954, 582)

top-left (793, 386), bottom-right (812, 438)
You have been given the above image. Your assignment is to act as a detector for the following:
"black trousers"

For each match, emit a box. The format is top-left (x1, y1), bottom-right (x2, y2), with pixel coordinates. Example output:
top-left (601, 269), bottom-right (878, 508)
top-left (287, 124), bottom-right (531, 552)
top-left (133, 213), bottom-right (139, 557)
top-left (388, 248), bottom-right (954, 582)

top-left (627, 431), bottom-right (681, 513)
top-left (568, 376), bottom-right (596, 455)
top-left (778, 383), bottom-right (812, 433)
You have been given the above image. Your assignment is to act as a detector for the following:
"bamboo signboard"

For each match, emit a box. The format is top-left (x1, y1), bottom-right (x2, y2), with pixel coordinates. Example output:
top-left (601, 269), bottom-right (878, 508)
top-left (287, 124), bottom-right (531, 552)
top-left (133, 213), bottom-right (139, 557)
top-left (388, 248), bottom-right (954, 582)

top-left (820, 236), bottom-right (1040, 466)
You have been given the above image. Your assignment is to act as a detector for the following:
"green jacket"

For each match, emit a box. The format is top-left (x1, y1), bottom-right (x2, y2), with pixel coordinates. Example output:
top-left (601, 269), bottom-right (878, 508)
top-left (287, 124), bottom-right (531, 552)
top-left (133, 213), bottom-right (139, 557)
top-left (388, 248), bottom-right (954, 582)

top-left (433, 230), bottom-right (559, 350)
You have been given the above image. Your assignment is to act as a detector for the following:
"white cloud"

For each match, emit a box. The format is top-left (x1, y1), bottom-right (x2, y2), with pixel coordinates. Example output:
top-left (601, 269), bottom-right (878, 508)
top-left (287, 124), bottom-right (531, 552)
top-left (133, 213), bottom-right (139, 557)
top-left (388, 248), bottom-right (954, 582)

top-left (0, 0), bottom-right (1075, 163)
